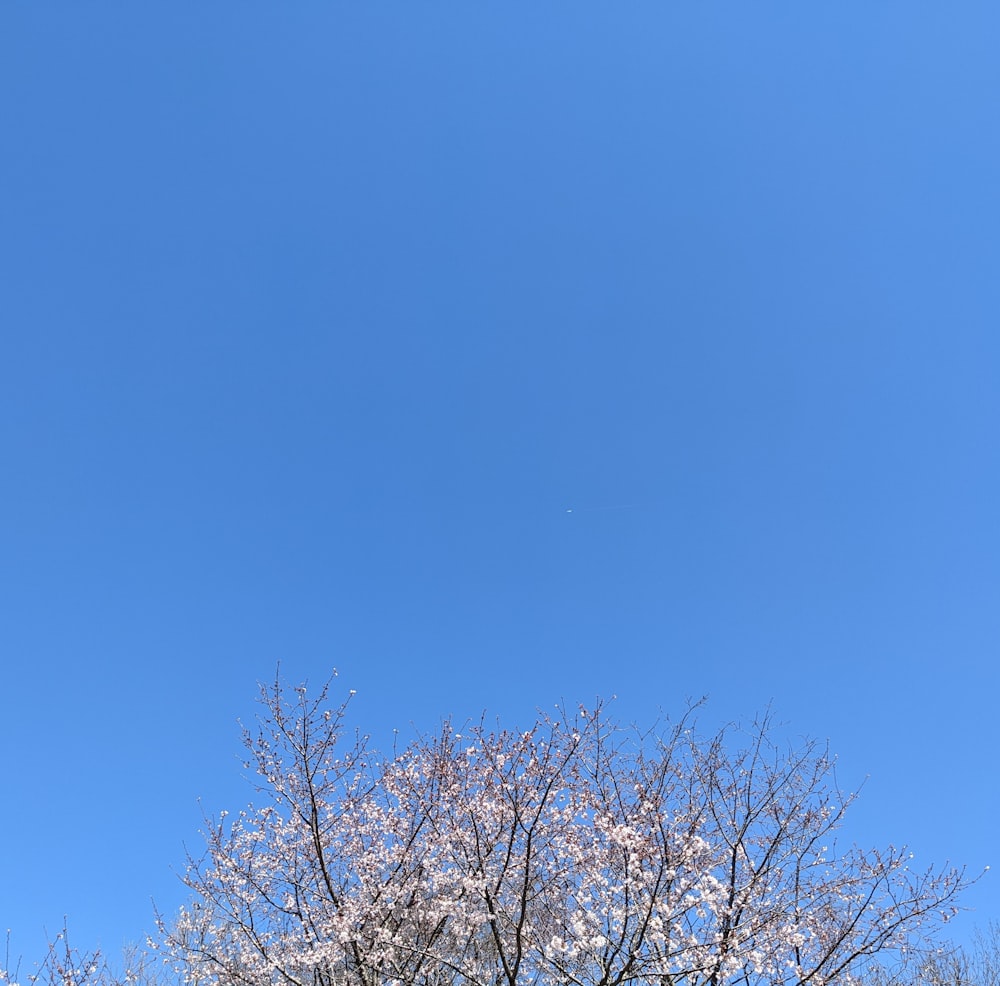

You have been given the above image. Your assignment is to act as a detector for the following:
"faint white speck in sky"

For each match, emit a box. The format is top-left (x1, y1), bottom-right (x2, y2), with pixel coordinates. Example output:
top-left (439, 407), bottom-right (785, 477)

top-left (564, 504), bottom-right (635, 515)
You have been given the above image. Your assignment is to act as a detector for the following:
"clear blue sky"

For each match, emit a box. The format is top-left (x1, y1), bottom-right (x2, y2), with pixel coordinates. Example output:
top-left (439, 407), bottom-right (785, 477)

top-left (1, 2), bottom-right (996, 962)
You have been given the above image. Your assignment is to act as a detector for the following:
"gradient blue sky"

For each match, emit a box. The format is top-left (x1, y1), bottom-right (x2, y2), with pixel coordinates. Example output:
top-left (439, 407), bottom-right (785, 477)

top-left (1, 2), bottom-right (996, 962)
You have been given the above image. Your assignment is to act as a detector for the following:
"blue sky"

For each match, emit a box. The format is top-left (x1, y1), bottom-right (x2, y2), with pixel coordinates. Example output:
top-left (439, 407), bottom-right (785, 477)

top-left (1, 2), bottom-right (996, 962)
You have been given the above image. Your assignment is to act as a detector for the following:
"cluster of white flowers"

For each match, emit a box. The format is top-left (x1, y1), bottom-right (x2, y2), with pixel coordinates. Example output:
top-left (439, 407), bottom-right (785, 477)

top-left (157, 682), bottom-right (968, 986)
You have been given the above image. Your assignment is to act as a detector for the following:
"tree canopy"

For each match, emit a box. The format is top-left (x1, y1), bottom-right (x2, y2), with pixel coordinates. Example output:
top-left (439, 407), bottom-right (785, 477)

top-left (152, 676), bottom-right (969, 986)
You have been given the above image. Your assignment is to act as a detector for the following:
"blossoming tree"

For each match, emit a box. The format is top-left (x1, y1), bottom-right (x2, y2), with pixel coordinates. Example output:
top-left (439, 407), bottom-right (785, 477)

top-left (159, 676), bottom-right (970, 986)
